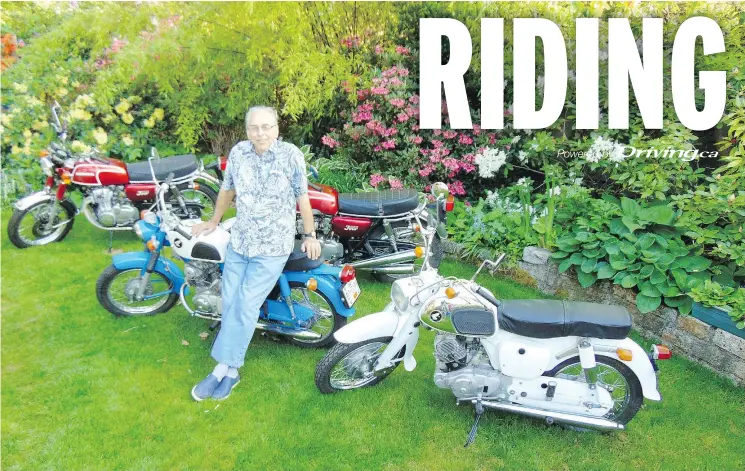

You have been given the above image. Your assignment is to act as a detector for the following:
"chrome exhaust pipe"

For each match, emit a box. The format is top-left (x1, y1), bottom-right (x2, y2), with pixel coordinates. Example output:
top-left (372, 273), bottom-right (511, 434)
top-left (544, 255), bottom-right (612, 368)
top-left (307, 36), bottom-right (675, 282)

top-left (364, 264), bottom-right (416, 274)
top-left (255, 321), bottom-right (323, 340)
top-left (477, 400), bottom-right (625, 431)
top-left (349, 249), bottom-right (417, 269)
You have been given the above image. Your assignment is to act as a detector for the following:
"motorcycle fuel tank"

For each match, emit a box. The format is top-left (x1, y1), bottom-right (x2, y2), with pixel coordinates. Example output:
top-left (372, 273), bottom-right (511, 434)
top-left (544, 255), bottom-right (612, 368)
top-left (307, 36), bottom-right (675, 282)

top-left (304, 184), bottom-right (338, 215)
top-left (168, 221), bottom-right (230, 262)
top-left (71, 157), bottom-right (129, 186)
top-left (331, 216), bottom-right (372, 237)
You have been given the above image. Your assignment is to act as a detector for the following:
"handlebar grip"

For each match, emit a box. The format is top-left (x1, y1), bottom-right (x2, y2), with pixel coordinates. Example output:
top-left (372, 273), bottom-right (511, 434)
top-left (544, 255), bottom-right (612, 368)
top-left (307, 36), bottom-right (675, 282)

top-left (175, 226), bottom-right (192, 240)
top-left (476, 286), bottom-right (501, 308)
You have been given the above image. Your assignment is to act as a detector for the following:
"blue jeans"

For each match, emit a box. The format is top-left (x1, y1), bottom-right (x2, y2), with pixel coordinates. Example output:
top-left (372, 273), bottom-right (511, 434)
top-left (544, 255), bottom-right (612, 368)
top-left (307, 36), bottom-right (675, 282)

top-left (211, 245), bottom-right (289, 368)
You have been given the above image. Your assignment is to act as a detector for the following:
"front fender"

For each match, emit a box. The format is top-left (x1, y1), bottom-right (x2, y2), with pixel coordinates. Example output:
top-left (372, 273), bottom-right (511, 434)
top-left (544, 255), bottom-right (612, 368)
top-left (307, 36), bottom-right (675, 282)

top-left (14, 191), bottom-right (54, 211)
top-left (283, 266), bottom-right (356, 318)
top-left (334, 309), bottom-right (400, 344)
top-left (598, 338), bottom-right (661, 401)
top-left (112, 251), bottom-right (187, 293)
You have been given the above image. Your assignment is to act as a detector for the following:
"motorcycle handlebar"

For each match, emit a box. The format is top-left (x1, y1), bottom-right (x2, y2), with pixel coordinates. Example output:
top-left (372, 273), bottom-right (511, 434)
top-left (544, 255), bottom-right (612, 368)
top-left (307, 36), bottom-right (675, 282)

top-left (174, 225), bottom-right (192, 240)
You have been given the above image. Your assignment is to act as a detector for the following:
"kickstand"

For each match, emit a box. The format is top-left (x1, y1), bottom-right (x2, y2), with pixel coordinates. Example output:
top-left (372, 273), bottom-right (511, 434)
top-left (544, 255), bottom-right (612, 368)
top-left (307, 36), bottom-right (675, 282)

top-left (108, 231), bottom-right (113, 254)
top-left (464, 401), bottom-right (484, 448)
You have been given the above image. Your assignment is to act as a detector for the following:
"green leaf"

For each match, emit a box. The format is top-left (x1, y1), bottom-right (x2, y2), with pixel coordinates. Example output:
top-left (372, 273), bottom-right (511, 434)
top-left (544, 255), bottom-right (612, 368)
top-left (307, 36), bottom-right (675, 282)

top-left (569, 253), bottom-right (585, 266)
top-left (621, 197), bottom-right (640, 216)
top-left (597, 263), bottom-right (617, 279)
top-left (581, 258), bottom-right (598, 274)
top-left (575, 231), bottom-right (591, 242)
top-left (640, 265), bottom-right (654, 278)
top-left (577, 271), bottom-right (598, 288)
top-left (680, 256), bottom-right (712, 273)
top-left (621, 275), bottom-right (639, 288)
top-left (671, 268), bottom-right (688, 289)
top-left (638, 205), bottom-right (676, 226)
top-left (558, 259), bottom-right (573, 273)
top-left (622, 216), bottom-right (643, 233)
top-left (582, 249), bottom-right (602, 259)
top-left (605, 243), bottom-right (621, 256)
top-left (678, 298), bottom-right (693, 315)
top-left (637, 293), bottom-right (662, 313)
top-left (609, 218), bottom-right (630, 236)
top-left (664, 286), bottom-right (682, 297)
top-left (551, 251), bottom-right (570, 259)
top-left (664, 295), bottom-right (689, 307)
top-left (637, 234), bottom-right (656, 250)
top-left (620, 242), bottom-right (637, 256)
top-left (650, 269), bottom-right (667, 285)
top-left (639, 281), bottom-right (661, 297)
top-left (610, 258), bottom-right (629, 270)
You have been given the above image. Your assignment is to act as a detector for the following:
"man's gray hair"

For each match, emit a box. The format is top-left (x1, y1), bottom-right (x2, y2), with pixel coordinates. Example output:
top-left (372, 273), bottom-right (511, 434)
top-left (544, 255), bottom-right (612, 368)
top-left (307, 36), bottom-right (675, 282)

top-left (245, 106), bottom-right (279, 127)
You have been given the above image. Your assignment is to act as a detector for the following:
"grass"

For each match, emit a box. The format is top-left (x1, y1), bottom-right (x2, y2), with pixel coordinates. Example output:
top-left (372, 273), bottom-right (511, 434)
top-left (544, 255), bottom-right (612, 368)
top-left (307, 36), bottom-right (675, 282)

top-left (2, 211), bottom-right (744, 471)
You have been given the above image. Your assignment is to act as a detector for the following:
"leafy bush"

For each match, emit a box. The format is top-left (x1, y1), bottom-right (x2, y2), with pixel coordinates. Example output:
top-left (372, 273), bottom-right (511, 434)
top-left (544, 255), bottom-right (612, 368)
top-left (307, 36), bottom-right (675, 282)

top-left (690, 281), bottom-right (745, 330)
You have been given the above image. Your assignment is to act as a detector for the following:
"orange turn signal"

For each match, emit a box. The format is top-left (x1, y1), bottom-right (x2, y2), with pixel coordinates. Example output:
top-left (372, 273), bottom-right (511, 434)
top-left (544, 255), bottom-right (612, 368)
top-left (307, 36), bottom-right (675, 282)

top-left (617, 348), bottom-right (633, 361)
top-left (412, 224), bottom-right (421, 233)
top-left (61, 171), bottom-right (72, 185)
top-left (192, 183), bottom-right (200, 190)
top-left (414, 247), bottom-right (424, 258)
top-left (306, 278), bottom-right (317, 291)
top-left (445, 287), bottom-right (457, 299)
top-left (39, 150), bottom-right (49, 157)
top-left (146, 238), bottom-right (159, 251)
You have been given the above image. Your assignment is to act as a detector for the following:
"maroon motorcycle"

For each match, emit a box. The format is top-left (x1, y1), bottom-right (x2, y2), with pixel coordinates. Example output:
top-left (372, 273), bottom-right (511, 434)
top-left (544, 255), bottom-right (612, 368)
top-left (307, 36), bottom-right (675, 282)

top-left (7, 103), bottom-right (219, 248)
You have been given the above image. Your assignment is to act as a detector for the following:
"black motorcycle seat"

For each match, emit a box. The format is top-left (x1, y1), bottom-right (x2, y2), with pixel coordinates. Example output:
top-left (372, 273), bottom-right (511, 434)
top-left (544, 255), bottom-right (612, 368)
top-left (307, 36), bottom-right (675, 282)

top-left (127, 154), bottom-right (198, 182)
top-left (284, 250), bottom-right (325, 272)
top-left (498, 300), bottom-right (631, 339)
top-left (338, 189), bottom-right (419, 216)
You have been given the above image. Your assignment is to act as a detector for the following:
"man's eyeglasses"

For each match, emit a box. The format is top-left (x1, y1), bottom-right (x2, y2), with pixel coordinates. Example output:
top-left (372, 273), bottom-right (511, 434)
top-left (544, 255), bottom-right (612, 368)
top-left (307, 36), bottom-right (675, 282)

top-left (248, 124), bottom-right (278, 134)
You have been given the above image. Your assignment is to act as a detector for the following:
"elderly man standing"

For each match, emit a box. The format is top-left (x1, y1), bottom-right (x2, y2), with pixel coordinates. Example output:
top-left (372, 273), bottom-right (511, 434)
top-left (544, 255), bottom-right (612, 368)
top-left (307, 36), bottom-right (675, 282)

top-left (189, 106), bottom-right (321, 401)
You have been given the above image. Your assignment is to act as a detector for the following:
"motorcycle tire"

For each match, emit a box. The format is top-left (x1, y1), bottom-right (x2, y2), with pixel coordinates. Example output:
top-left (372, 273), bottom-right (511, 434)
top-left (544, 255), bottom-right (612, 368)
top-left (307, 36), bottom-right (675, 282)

top-left (315, 336), bottom-right (404, 394)
top-left (368, 221), bottom-right (444, 283)
top-left (167, 184), bottom-right (218, 221)
top-left (7, 198), bottom-right (76, 249)
top-left (96, 265), bottom-right (179, 317)
top-left (545, 354), bottom-right (644, 426)
top-left (284, 281), bottom-right (347, 349)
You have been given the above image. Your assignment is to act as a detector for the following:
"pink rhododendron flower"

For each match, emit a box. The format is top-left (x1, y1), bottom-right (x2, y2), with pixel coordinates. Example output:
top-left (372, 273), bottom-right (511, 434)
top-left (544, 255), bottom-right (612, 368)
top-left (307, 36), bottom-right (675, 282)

top-left (461, 163), bottom-right (476, 173)
top-left (382, 67), bottom-right (398, 78)
top-left (431, 139), bottom-right (443, 148)
top-left (321, 135), bottom-right (340, 149)
top-left (412, 124), bottom-right (420, 132)
top-left (397, 112), bottom-right (410, 123)
top-left (458, 134), bottom-right (473, 145)
top-left (472, 124), bottom-right (481, 135)
top-left (382, 139), bottom-right (396, 150)
top-left (395, 45), bottom-right (410, 55)
top-left (370, 173), bottom-right (386, 187)
top-left (488, 134), bottom-right (496, 145)
top-left (409, 94), bottom-right (420, 104)
top-left (389, 177), bottom-right (403, 189)
top-left (353, 111), bottom-right (373, 123)
top-left (465, 201), bottom-right (472, 207)
top-left (424, 185), bottom-right (432, 192)
top-left (409, 135), bottom-right (423, 144)
top-left (448, 180), bottom-right (466, 196)
top-left (433, 129), bottom-right (442, 136)
top-left (388, 77), bottom-right (403, 87)
top-left (443, 130), bottom-right (457, 139)
top-left (442, 158), bottom-right (460, 171)
top-left (389, 98), bottom-right (406, 108)
top-left (371, 87), bottom-right (390, 96)
top-left (398, 68), bottom-right (410, 77)
top-left (375, 44), bottom-right (383, 54)
top-left (373, 145), bottom-right (382, 152)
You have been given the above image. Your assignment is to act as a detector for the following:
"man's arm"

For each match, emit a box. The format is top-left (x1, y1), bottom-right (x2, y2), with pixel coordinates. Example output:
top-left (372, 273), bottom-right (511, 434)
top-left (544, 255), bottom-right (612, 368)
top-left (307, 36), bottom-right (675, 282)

top-left (297, 193), bottom-right (321, 259)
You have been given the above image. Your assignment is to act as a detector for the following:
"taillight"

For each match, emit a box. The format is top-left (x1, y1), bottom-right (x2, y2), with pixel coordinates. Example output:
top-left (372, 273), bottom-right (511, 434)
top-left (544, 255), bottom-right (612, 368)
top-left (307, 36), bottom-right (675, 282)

top-left (651, 345), bottom-right (672, 360)
top-left (445, 195), bottom-right (454, 212)
top-left (219, 155), bottom-right (228, 171)
top-left (340, 265), bottom-right (356, 283)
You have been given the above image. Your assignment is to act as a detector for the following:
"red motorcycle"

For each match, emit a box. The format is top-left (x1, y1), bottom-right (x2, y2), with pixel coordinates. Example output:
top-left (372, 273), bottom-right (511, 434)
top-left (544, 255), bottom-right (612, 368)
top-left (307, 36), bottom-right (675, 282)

top-left (209, 154), bottom-right (454, 282)
top-left (7, 104), bottom-right (219, 248)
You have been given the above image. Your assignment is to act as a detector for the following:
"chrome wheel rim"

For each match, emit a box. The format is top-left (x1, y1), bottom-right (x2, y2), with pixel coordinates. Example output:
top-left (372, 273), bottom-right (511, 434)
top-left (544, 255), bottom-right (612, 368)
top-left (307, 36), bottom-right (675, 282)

top-left (554, 362), bottom-right (631, 420)
top-left (289, 287), bottom-right (335, 343)
top-left (180, 188), bottom-right (215, 221)
top-left (17, 203), bottom-right (70, 246)
top-left (329, 341), bottom-right (388, 389)
top-left (107, 269), bottom-right (173, 315)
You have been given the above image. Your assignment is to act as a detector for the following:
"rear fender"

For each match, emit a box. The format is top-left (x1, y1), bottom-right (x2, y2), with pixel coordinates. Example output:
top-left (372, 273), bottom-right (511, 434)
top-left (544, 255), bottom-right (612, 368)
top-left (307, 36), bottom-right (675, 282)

top-left (283, 267), bottom-right (355, 317)
top-left (596, 338), bottom-right (661, 401)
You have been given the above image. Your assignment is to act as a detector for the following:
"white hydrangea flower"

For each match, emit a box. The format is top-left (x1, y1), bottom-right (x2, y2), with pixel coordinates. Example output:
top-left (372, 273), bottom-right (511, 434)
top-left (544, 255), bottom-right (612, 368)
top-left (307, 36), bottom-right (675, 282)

top-left (517, 150), bottom-right (528, 163)
top-left (475, 147), bottom-right (507, 178)
top-left (551, 186), bottom-right (562, 197)
top-left (511, 136), bottom-right (520, 144)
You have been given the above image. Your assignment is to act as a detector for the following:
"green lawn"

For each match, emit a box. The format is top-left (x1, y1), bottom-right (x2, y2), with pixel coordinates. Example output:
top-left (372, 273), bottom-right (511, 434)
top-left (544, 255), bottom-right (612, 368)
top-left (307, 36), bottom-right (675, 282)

top-left (2, 212), bottom-right (744, 471)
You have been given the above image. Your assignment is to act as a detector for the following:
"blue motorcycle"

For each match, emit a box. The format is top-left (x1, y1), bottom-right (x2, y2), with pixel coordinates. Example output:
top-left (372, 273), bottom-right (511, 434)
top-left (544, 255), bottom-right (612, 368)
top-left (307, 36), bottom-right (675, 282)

top-left (96, 158), bottom-right (361, 348)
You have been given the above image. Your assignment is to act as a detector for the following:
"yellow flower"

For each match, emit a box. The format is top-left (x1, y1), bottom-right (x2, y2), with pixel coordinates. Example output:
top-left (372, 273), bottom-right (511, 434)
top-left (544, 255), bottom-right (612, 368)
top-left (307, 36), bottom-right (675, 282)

top-left (56, 88), bottom-right (68, 97)
top-left (72, 81), bottom-right (81, 88)
top-left (23, 129), bottom-right (32, 139)
top-left (122, 134), bottom-right (134, 146)
top-left (115, 99), bottom-right (131, 115)
top-left (102, 114), bottom-right (115, 124)
top-left (11, 145), bottom-right (22, 155)
top-left (71, 140), bottom-right (91, 153)
top-left (127, 95), bottom-right (142, 104)
top-left (3, 136), bottom-right (10, 144)
top-left (32, 120), bottom-right (49, 131)
top-left (12, 83), bottom-right (28, 94)
top-left (56, 75), bottom-right (68, 85)
top-left (92, 127), bottom-right (108, 145)
top-left (143, 118), bottom-right (155, 129)
top-left (28, 97), bottom-right (43, 107)
top-left (121, 113), bottom-right (134, 124)
top-left (70, 109), bottom-right (92, 121)
top-left (152, 108), bottom-right (165, 121)
top-left (1, 114), bottom-right (11, 126)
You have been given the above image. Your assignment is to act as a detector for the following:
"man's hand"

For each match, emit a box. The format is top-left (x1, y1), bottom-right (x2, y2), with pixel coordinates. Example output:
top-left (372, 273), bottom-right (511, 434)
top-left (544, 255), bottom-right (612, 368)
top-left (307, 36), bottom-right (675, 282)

top-left (191, 220), bottom-right (218, 237)
top-left (301, 237), bottom-right (322, 260)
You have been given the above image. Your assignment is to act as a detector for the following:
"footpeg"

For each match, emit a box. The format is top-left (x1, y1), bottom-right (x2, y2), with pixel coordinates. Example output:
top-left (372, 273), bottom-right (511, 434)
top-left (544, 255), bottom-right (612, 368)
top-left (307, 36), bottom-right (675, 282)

top-left (464, 400), bottom-right (485, 447)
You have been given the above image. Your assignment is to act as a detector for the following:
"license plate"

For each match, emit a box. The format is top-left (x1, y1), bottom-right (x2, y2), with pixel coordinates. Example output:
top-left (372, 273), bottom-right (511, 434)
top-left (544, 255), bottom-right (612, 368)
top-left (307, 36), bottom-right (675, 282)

top-left (342, 278), bottom-right (361, 307)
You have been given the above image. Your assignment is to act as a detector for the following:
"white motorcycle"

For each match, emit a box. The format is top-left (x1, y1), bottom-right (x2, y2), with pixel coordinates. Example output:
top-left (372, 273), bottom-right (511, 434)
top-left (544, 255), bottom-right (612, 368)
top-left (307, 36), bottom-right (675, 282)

top-left (315, 184), bottom-right (671, 444)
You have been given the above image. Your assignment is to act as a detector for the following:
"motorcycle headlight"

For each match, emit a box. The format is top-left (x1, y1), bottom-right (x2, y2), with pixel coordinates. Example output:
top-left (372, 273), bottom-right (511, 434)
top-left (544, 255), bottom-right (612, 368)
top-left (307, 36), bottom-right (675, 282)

top-left (391, 280), bottom-right (409, 311)
top-left (133, 221), bottom-right (145, 240)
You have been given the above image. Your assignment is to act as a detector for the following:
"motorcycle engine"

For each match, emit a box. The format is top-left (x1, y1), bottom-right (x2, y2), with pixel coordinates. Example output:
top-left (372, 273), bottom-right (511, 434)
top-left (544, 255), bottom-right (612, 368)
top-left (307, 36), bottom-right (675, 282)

top-left (184, 261), bottom-right (222, 318)
top-left (91, 187), bottom-right (139, 227)
top-left (433, 334), bottom-right (503, 399)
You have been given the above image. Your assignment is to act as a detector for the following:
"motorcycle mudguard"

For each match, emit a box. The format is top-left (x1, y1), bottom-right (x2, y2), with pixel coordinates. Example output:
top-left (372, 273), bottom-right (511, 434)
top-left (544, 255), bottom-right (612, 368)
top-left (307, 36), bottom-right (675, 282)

top-left (333, 308), bottom-right (420, 371)
top-left (14, 191), bottom-right (54, 211)
top-left (597, 338), bottom-right (662, 401)
top-left (283, 266), bottom-right (356, 318)
top-left (111, 251), bottom-right (187, 294)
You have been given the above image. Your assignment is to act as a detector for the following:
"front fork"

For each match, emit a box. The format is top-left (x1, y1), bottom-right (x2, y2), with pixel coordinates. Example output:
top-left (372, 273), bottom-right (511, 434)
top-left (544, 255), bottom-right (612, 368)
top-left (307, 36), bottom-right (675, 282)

top-left (135, 250), bottom-right (161, 301)
top-left (41, 182), bottom-right (69, 231)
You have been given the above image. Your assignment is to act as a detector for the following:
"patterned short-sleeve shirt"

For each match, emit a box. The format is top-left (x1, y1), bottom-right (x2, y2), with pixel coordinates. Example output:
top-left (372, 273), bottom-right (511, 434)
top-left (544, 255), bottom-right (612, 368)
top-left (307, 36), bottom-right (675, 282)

top-left (221, 140), bottom-right (308, 257)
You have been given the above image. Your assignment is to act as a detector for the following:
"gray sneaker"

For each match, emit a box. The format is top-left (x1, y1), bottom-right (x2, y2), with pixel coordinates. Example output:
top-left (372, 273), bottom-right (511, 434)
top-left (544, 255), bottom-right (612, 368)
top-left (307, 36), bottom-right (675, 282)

top-left (212, 374), bottom-right (241, 401)
top-left (191, 374), bottom-right (221, 402)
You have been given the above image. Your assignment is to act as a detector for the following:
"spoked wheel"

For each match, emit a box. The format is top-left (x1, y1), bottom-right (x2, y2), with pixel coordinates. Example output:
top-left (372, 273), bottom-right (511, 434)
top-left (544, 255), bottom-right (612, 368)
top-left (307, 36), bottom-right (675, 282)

top-left (546, 355), bottom-right (644, 426)
top-left (169, 185), bottom-right (218, 221)
top-left (368, 221), bottom-right (443, 283)
top-left (7, 199), bottom-right (76, 248)
top-left (315, 336), bottom-right (402, 393)
top-left (96, 265), bottom-right (179, 317)
top-left (285, 282), bottom-right (346, 348)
